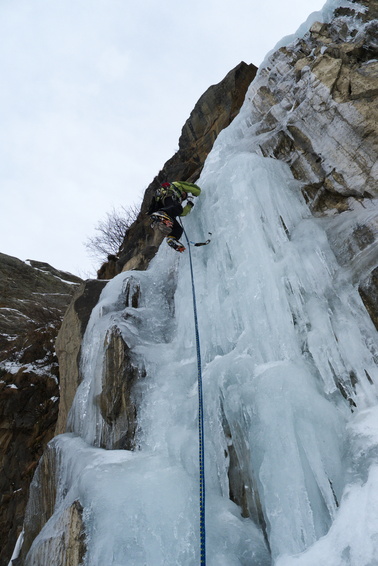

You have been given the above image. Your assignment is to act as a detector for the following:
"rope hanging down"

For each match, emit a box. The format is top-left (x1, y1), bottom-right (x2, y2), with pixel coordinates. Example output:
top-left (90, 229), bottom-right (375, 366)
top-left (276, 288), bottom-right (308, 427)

top-left (180, 220), bottom-right (207, 565)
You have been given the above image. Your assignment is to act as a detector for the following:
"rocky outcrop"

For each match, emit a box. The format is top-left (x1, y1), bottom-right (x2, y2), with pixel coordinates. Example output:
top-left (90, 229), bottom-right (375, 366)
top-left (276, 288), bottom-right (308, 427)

top-left (250, 5), bottom-right (377, 206)
top-left (55, 279), bottom-right (107, 435)
top-left (24, 499), bottom-right (86, 566)
top-left (17, 442), bottom-right (86, 566)
top-left (98, 326), bottom-right (143, 450)
top-left (163, 61), bottom-right (258, 184)
top-left (0, 253), bottom-right (82, 566)
top-left (359, 266), bottom-right (378, 329)
top-left (56, 277), bottom-right (143, 449)
top-left (14, 278), bottom-right (146, 564)
top-left (98, 61), bottom-right (257, 277)
top-left (246, 0), bottom-right (378, 325)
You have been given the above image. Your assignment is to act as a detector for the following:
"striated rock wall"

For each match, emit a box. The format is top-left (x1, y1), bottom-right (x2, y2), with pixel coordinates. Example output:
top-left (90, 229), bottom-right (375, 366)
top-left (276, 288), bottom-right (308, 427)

top-left (0, 253), bottom-right (82, 566)
top-left (98, 61), bottom-right (257, 277)
top-left (245, 0), bottom-right (378, 326)
top-left (55, 279), bottom-right (107, 435)
top-left (98, 326), bottom-right (142, 450)
top-left (16, 441), bottom-right (86, 566)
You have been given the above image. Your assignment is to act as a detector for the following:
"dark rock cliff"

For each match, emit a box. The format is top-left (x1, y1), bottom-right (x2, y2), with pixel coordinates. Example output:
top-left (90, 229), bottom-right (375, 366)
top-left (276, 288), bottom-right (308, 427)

top-left (97, 61), bottom-right (258, 278)
top-left (0, 253), bottom-right (82, 566)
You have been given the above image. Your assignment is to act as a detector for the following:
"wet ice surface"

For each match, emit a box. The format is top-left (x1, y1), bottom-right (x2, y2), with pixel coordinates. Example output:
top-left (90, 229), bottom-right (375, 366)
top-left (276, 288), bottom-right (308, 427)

top-left (25, 147), bottom-right (378, 565)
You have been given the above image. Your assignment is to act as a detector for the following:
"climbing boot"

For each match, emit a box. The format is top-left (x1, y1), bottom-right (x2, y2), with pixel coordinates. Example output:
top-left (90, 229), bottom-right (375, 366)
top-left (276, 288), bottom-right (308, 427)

top-left (150, 211), bottom-right (174, 235)
top-left (151, 211), bottom-right (173, 228)
top-left (166, 236), bottom-right (186, 253)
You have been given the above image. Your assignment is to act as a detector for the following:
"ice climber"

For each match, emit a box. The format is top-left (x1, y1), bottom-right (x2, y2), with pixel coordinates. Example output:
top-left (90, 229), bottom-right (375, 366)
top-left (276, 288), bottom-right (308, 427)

top-left (148, 181), bottom-right (202, 252)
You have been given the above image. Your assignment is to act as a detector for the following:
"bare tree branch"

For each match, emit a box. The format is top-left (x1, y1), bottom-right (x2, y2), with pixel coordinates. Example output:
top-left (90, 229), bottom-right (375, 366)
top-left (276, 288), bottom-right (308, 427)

top-left (85, 204), bottom-right (139, 264)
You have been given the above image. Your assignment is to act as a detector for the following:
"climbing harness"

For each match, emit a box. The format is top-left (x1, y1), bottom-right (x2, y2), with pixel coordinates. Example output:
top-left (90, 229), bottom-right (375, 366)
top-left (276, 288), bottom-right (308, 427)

top-left (180, 219), bottom-right (207, 565)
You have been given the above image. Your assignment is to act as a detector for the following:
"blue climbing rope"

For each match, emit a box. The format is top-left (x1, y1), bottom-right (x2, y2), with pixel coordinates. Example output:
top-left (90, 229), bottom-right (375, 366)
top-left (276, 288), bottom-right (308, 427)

top-left (180, 220), bottom-right (206, 565)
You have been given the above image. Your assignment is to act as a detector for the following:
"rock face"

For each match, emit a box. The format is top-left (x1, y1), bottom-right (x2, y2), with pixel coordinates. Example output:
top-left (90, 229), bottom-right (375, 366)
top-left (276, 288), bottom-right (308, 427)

top-left (97, 325), bottom-right (142, 450)
top-left (245, 0), bottom-right (378, 324)
top-left (251, 19), bottom-right (378, 206)
top-left (0, 253), bottom-right (82, 566)
top-left (98, 61), bottom-right (257, 277)
top-left (55, 279), bottom-right (107, 435)
top-left (56, 276), bottom-right (142, 450)
top-left (16, 441), bottom-right (86, 566)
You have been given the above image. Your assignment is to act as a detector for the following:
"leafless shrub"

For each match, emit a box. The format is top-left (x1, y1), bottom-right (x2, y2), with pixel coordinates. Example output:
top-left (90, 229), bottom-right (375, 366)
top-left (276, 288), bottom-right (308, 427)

top-left (85, 204), bottom-right (140, 264)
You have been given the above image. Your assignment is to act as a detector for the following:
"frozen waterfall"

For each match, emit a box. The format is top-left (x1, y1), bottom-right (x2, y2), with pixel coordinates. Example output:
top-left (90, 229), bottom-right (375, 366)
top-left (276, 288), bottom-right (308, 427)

top-left (21, 4), bottom-right (378, 565)
top-left (23, 125), bottom-right (378, 565)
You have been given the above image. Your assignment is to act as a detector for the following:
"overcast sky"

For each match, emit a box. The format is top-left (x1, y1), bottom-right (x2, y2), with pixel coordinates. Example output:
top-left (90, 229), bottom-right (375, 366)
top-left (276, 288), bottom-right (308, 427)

top-left (0, 0), bottom-right (326, 278)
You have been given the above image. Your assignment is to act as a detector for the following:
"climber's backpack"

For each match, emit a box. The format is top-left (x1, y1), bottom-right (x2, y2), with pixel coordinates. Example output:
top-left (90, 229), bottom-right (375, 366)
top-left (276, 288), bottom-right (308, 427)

top-left (155, 184), bottom-right (182, 203)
